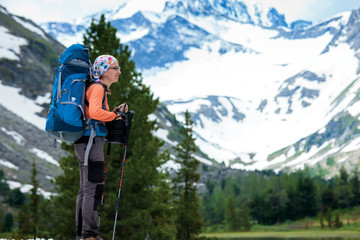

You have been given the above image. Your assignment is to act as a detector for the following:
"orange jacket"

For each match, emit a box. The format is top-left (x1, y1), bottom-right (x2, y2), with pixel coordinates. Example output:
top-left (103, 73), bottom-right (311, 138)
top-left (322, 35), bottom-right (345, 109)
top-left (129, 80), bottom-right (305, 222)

top-left (86, 83), bottom-right (117, 122)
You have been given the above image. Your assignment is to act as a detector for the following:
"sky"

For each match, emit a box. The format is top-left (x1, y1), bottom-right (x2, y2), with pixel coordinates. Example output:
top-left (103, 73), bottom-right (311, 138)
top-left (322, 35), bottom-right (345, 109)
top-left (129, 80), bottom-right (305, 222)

top-left (1, 0), bottom-right (360, 24)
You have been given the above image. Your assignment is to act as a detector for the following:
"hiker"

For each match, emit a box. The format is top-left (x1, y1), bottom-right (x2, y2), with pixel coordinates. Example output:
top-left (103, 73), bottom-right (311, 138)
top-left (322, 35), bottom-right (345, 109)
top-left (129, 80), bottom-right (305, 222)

top-left (74, 55), bottom-right (128, 240)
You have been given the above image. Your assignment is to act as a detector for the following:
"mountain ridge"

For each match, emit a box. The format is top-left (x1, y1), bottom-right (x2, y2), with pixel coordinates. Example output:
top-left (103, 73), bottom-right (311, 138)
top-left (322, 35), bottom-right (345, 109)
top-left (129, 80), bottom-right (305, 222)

top-left (0, 5), bottom-right (66, 192)
top-left (1, 1), bottom-right (360, 179)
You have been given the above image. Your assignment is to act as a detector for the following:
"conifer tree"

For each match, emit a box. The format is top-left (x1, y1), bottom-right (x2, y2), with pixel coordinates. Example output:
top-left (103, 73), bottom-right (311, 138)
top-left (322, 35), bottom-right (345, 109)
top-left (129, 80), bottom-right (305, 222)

top-left (321, 184), bottom-right (335, 213)
top-left (224, 196), bottom-right (239, 231)
top-left (17, 160), bottom-right (40, 238)
top-left (29, 160), bottom-right (40, 240)
top-left (211, 186), bottom-right (226, 224)
top-left (173, 110), bottom-right (203, 240)
top-left (0, 170), bottom-right (10, 196)
top-left (8, 188), bottom-right (25, 207)
top-left (0, 201), bottom-right (4, 232)
top-left (319, 211), bottom-right (324, 229)
top-left (326, 208), bottom-right (332, 228)
top-left (48, 144), bottom-right (80, 239)
top-left (335, 166), bottom-right (350, 208)
top-left (240, 204), bottom-right (251, 231)
top-left (335, 212), bottom-right (342, 228)
top-left (350, 168), bottom-right (360, 206)
top-left (17, 198), bottom-right (31, 237)
top-left (3, 213), bottom-right (13, 232)
top-left (86, 14), bottom-right (176, 240)
top-left (48, 14), bottom-right (175, 240)
top-left (296, 176), bottom-right (317, 218)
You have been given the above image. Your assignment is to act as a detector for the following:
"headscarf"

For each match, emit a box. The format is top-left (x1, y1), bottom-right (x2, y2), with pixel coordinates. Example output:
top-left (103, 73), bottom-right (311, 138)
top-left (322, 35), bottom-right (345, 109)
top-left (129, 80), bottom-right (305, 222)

top-left (92, 55), bottom-right (118, 82)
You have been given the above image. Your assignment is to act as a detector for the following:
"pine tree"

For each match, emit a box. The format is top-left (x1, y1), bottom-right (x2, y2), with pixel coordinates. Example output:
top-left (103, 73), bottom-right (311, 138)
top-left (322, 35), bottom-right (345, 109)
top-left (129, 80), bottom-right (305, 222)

top-left (350, 168), bottom-right (360, 206)
top-left (49, 14), bottom-right (175, 239)
top-left (224, 196), bottom-right (239, 231)
top-left (48, 144), bottom-right (80, 239)
top-left (240, 204), bottom-right (251, 231)
top-left (29, 160), bottom-right (40, 240)
top-left (335, 166), bottom-right (350, 208)
top-left (335, 212), bottom-right (343, 228)
top-left (84, 14), bottom-right (121, 62)
top-left (0, 170), bottom-right (10, 196)
top-left (265, 176), bottom-right (288, 224)
top-left (296, 176), bottom-right (317, 218)
top-left (211, 186), bottom-right (226, 224)
top-left (319, 211), bottom-right (324, 229)
top-left (8, 188), bottom-right (26, 207)
top-left (0, 201), bottom-right (4, 232)
top-left (321, 184), bottom-right (335, 213)
top-left (3, 213), bottom-right (13, 232)
top-left (326, 208), bottom-right (332, 228)
top-left (249, 194), bottom-right (266, 224)
top-left (173, 110), bottom-right (203, 240)
top-left (17, 201), bottom-right (31, 238)
top-left (17, 160), bottom-right (40, 238)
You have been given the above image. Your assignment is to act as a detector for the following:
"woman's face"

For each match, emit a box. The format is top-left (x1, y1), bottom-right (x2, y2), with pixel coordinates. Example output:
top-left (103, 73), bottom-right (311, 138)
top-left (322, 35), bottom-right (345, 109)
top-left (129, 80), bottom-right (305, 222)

top-left (102, 61), bottom-right (121, 85)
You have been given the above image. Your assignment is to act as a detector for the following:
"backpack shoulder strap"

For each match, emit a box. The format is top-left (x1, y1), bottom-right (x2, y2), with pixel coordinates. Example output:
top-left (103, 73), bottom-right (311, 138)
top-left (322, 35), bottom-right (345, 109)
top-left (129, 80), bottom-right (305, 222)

top-left (85, 81), bottom-right (106, 108)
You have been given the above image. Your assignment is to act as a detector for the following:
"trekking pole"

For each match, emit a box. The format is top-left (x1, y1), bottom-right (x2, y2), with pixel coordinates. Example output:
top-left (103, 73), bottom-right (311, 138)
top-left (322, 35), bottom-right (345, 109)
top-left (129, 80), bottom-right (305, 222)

top-left (112, 144), bottom-right (128, 240)
top-left (97, 142), bottom-right (111, 227)
top-left (106, 110), bottom-right (134, 240)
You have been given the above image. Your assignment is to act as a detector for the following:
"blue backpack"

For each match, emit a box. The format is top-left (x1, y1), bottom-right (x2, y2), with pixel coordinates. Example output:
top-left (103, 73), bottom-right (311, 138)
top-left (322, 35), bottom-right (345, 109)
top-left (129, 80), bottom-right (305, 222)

top-left (45, 44), bottom-right (92, 143)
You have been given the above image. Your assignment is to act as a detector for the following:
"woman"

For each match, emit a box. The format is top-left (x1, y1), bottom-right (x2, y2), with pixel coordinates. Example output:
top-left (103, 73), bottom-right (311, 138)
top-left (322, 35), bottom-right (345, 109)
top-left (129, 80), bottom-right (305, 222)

top-left (74, 55), bottom-right (127, 240)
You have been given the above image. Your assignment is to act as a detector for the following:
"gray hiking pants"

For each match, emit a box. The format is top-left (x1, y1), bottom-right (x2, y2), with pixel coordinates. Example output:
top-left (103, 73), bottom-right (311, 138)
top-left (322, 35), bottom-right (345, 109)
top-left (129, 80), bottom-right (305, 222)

top-left (74, 136), bottom-right (105, 238)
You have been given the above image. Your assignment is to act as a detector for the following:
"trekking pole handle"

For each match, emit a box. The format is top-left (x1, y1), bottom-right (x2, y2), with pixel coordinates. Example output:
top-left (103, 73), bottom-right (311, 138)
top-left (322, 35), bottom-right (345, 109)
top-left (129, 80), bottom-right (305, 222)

top-left (116, 103), bottom-right (126, 113)
top-left (115, 103), bottom-right (127, 118)
top-left (116, 104), bottom-right (134, 117)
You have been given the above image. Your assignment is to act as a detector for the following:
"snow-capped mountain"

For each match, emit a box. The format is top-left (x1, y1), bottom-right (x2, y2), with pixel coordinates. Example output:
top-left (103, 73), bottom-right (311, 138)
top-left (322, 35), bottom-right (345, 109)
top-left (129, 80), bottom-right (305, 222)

top-left (41, 0), bottom-right (314, 69)
top-left (151, 3), bottom-right (360, 175)
top-left (1, 0), bottom-right (360, 178)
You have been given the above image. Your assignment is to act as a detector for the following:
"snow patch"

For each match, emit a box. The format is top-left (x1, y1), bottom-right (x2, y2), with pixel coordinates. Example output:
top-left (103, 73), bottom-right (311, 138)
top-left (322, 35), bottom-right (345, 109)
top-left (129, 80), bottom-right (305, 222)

top-left (269, 154), bottom-right (287, 165)
top-left (0, 81), bottom-right (46, 130)
top-left (120, 27), bottom-right (150, 43)
top-left (0, 26), bottom-right (28, 61)
top-left (196, 156), bottom-right (213, 165)
top-left (338, 156), bottom-right (348, 163)
top-left (7, 180), bottom-right (53, 199)
top-left (12, 15), bottom-right (48, 39)
top-left (35, 92), bottom-right (51, 105)
top-left (160, 159), bottom-right (180, 171)
top-left (347, 98), bottom-right (360, 117)
top-left (0, 127), bottom-right (25, 146)
top-left (30, 148), bottom-right (59, 167)
top-left (153, 128), bottom-right (177, 146)
top-left (45, 175), bottom-right (55, 181)
top-left (318, 127), bottom-right (326, 134)
top-left (0, 159), bottom-right (19, 170)
top-left (341, 136), bottom-right (360, 153)
top-left (287, 147), bottom-right (296, 158)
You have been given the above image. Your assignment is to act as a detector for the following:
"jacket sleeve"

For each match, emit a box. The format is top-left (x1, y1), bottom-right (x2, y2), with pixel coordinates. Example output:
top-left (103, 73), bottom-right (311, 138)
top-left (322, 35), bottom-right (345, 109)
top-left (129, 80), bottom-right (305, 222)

top-left (86, 84), bottom-right (117, 122)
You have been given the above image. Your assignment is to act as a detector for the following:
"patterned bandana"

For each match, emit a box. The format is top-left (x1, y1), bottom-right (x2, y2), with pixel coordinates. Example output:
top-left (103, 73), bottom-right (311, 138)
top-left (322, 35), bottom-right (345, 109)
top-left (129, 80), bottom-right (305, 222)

top-left (92, 55), bottom-right (118, 82)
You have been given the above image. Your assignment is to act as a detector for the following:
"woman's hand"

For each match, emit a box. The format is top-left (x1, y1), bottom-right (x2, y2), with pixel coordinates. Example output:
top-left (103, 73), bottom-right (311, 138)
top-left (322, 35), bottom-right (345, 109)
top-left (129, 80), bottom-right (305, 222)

top-left (115, 103), bottom-right (128, 113)
top-left (114, 103), bottom-right (128, 119)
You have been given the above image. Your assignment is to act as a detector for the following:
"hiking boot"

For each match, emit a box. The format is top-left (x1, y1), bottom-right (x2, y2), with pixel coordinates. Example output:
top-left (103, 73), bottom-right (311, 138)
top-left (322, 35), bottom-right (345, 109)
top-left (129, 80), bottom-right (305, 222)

top-left (85, 235), bottom-right (103, 240)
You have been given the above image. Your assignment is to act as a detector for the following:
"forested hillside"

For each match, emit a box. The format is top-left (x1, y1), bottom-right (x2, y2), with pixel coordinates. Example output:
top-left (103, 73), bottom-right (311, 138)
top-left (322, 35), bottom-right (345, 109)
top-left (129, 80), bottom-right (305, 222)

top-left (200, 165), bottom-right (360, 230)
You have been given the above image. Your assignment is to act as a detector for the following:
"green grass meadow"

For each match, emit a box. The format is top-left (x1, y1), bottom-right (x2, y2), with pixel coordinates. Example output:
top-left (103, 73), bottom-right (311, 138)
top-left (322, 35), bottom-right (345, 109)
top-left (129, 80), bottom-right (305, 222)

top-left (201, 230), bottom-right (360, 239)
